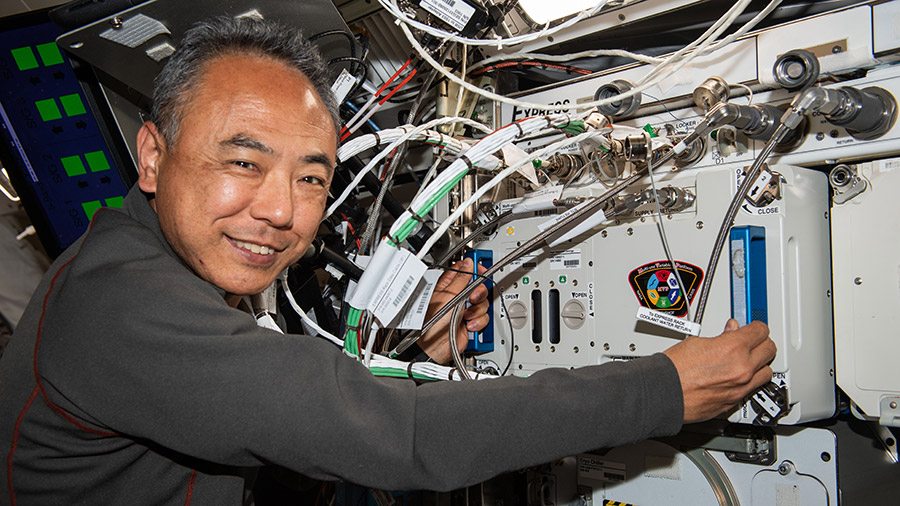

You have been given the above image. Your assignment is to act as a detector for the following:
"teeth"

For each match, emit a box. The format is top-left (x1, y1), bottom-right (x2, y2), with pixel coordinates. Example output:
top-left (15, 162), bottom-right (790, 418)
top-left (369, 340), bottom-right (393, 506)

top-left (234, 239), bottom-right (274, 255)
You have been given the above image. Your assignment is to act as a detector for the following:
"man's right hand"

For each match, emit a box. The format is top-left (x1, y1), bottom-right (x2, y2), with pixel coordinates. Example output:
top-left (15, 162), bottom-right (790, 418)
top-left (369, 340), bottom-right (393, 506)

top-left (663, 319), bottom-right (776, 424)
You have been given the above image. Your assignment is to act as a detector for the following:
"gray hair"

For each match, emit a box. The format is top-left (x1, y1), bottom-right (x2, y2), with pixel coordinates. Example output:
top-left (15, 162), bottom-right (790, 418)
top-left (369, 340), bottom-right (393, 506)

top-left (150, 16), bottom-right (341, 148)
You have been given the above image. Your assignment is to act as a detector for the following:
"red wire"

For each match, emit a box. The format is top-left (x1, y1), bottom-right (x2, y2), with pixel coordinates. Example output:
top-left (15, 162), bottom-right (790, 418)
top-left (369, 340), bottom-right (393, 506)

top-left (374, 57), bottom-right (413, 97)
top-left (340, 57), bottom-right (414, 137)
top-left (378, 68), bottom-right (418, 106)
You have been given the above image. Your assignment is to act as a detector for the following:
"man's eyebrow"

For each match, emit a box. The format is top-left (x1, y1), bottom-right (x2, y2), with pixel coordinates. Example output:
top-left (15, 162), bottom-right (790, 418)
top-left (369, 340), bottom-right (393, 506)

top-left (220, 134), bottom-right (274, 155)
top-left (304, 152), bottom-right (335, 170)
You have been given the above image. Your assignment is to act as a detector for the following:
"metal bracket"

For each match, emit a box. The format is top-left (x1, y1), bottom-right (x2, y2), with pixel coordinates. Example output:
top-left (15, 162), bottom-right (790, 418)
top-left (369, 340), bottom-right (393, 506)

top-left (870, 422), bottom-right (899, 464)
top-left (657, 425), bottom-right (776, 466)
top-left (879, 396), bottom-right (900, 428)
top-left (744, 166), bottom-right (783, 208)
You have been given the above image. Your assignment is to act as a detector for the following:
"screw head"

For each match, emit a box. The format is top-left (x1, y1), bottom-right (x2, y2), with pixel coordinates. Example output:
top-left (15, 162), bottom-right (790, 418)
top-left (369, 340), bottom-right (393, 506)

top-left (891, 401), bottom-right (898, 409)
top-left (629, 343), bottom-right (636, 352)
top-left (854, 277), bottom-right (863, 285)
top-left (696, 221), bottom-right (704, 229)
top-left (816, 132), bottom-right (825, 141)
top-left (603, 343), bottom-right (610, 351)
top-left (627, 227), bottom-right (634, 236)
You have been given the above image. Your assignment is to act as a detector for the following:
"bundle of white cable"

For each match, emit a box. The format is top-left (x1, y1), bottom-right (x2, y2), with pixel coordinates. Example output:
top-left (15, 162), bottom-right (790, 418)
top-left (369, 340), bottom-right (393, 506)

top-left (325, 116), bottom-right (491, 220)
top-left (397, 0), bottom-right (772, 113)
top-left (635, 0), bottom-right (753, 87)
top-left (366, 353), bottom-right (498, 381)
top-left (388, 114), bottom-right (577, 242)
top-left (415, 128), bottom-right (609, 259)
top-left (338, 126), bottom-right (472, 163)
top-left (469, 48), bottom-right (664, 72)
top-left (377, 0), bottom-right (609, 48)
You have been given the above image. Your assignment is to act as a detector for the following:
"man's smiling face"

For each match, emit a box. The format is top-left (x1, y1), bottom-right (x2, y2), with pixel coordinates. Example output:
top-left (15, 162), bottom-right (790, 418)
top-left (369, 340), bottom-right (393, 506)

top-left (137, 53), bottom-right (337, 305)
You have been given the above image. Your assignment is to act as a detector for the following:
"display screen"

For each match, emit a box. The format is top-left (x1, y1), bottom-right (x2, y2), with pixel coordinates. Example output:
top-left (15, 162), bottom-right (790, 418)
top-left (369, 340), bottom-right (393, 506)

top-left (0, 9), bottom-right (132, 258)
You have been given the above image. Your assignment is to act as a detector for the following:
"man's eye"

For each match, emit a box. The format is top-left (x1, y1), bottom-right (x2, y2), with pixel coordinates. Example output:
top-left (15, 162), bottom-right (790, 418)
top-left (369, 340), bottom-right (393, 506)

top-left (302, 176), bottom-right (324, 186)
top-left (232, 160), bottom-right (255, 169)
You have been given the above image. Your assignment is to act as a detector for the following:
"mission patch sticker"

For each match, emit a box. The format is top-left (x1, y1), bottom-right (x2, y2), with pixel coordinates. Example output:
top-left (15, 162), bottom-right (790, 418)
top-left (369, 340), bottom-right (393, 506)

top-left (628, 261), bottom-right (703, 318)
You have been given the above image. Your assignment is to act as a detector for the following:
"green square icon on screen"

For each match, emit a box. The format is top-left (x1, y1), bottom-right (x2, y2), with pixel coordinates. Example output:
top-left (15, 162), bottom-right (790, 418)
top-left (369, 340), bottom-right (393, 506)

top-left (36, 42), bottom-right (64, 66)
top-left (82, 200), bottom-right (102, 220)
top-left (35, 99), bottom-right (62, 121)
top-left (59, 94), bottom-right (86, 117)
top-left (11, 47), bottom-right (39, 70)
top-left (85, 151), bottom-right (110, 172)
top-left (60, 155), bottom-right (86, 177)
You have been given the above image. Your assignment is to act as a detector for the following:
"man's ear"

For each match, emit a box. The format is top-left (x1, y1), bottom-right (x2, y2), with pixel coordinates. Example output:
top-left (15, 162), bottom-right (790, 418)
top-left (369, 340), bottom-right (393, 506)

top-left (136, 121), bottom-right (166, 194)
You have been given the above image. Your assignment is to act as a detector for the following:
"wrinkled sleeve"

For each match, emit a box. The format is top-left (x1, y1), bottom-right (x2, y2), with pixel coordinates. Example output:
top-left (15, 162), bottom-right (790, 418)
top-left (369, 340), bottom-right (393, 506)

top-left (37, 212), bottom-right (683, 492)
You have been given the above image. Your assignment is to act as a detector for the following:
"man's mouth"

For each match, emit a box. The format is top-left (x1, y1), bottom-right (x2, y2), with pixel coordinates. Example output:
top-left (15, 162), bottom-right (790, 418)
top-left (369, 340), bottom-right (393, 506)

top-left (232, 239), bottom-right (276, 256)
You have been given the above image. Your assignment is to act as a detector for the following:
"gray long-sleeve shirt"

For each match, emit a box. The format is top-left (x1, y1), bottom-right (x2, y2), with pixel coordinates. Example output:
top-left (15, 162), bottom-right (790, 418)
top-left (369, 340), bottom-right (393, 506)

top-left (0, 186), bottom-right (683, 505)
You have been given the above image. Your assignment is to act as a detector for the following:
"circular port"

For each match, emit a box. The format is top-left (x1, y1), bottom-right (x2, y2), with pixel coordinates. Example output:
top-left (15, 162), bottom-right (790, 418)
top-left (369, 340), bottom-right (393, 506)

top-left (594, 79), bottom-right (641, 118)
top-left (773, 50), bottom-right (820, 90)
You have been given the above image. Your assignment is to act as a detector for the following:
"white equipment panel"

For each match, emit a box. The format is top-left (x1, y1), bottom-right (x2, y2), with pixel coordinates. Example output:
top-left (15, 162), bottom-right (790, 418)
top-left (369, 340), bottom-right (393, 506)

top-left (478, 164), bottom-right (835, 425)
top-left (831, 156), bottom-right (900, 427)
top-left (528, 426), bottom-right (838, 506)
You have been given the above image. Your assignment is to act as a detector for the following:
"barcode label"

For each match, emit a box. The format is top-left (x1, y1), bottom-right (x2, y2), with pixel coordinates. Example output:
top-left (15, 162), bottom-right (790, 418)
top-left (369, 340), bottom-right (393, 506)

top-left (392, 276), bottom-right (415, 308)
top-left (577, 455), bottom-right (627, 485)
top-left (510, 252), bottom-right (539, 271)
top-left (421, 0), bottom-right (475, 31)
top-left (368, 247), bottom-right (427, 326)
top-left (603, 472), bottom-right (625, 482)
top-left (395, 270), bottom-right (442, 330)
top-left (549, 249), bottom-right (582, 270)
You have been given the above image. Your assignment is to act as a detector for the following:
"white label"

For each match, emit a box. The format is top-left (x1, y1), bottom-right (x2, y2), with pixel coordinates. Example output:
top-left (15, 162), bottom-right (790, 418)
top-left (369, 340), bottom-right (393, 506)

top-left (635, 306), bottom-right (701, 335)
top-left (395, 270), bottom-right (441, 330)
top-left (577, 455), bottom-right (626, 484)
top-left (510, 252), bottom-right (539, 271)
top-left (502, 144), bottom-right (539, 186)
top-left (746, 169), bottom-right (773, 202)
top-left (740, 203), bottom-right (781, 216)
top-left (421, 0), bottom-right (476, 32)
top-left (753, 389), bottom-right (782, 417)
top-left (368, 249), bottom-right (427, 326)
top-left (549, 249), bottom-right (581, 270)
top-left (331, 68), bottom-right (357, 103)
top-left (882, 158), bottom-right (900, 172)
top-left (538, 199), bottom-right (592, 233)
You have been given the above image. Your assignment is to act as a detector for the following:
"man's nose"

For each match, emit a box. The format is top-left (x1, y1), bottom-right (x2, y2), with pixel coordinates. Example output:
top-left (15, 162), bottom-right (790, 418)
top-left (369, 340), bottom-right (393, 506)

top-left (250, 173), bottom-right (293, 228)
